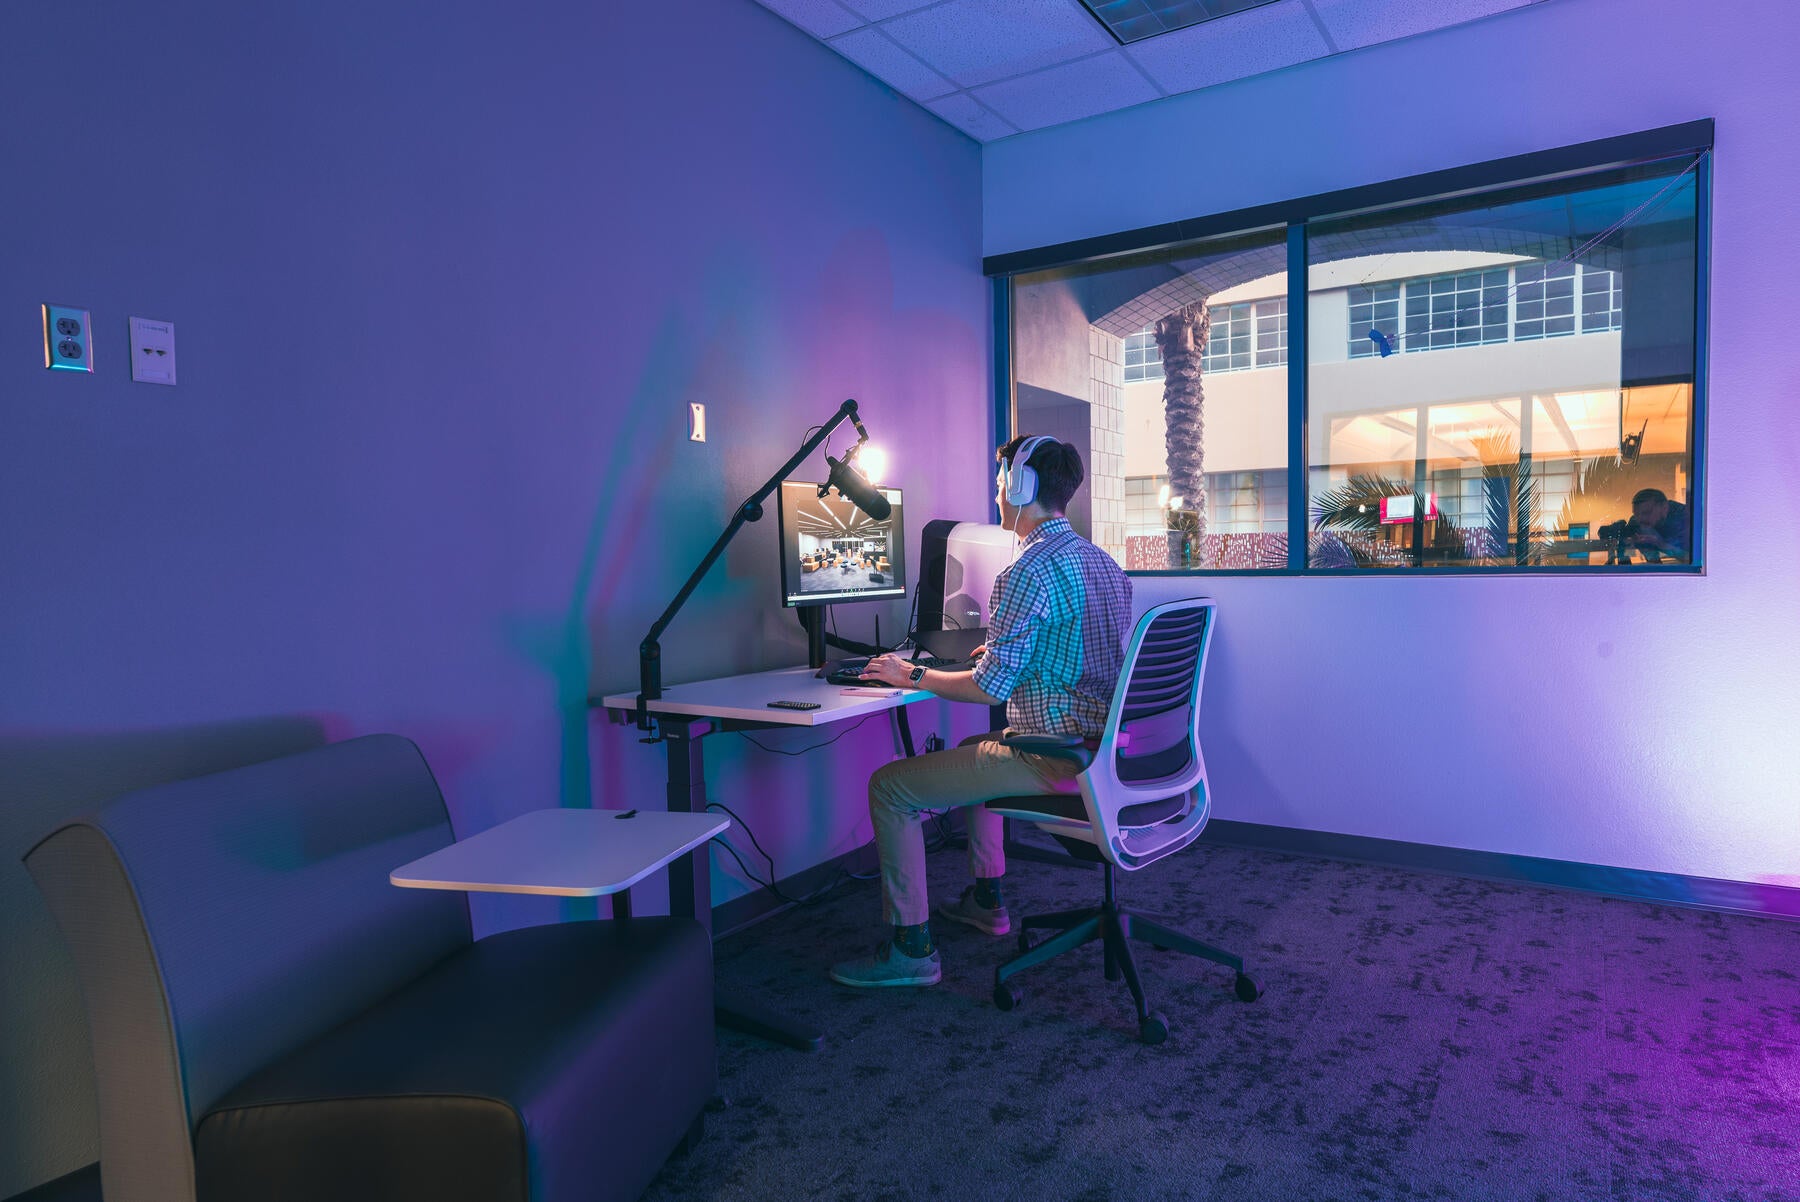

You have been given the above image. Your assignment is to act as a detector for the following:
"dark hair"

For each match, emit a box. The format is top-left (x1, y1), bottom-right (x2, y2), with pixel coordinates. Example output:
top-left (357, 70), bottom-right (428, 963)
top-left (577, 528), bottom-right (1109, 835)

top-left (998, 435), bottom-right (1084, 513)
top-left (1632, 488), bottom-right (1668, 507)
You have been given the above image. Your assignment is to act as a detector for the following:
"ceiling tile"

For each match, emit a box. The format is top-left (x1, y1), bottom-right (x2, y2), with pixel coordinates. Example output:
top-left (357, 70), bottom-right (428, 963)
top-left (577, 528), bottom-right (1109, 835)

top-left (1125, 0), bottom-right (1329, 93)
top-left (836, 0), bottom-right (945, 18)
top-left (926, 92), bottom-right (1020, 140)
top-left (974, 51), bottom-right (1162, 132)
top-left (1310, 0), bottom-right (1531, 51)
top-left (883, 0), bottom-right (1116, 89)
top-left (752, 0), bottom-right (865, 39)
top-left (827, 27), bottom-right (959, 100)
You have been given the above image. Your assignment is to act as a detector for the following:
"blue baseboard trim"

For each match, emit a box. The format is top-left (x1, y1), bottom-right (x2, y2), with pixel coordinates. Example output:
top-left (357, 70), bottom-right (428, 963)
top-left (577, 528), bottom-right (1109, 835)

top-left (1200, 819), bottom-right (1800, 922)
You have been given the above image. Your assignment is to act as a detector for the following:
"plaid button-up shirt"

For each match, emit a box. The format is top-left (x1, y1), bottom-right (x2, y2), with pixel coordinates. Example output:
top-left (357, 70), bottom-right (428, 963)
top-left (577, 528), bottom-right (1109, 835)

top-left (970, 517), bottom-right (1133, 738)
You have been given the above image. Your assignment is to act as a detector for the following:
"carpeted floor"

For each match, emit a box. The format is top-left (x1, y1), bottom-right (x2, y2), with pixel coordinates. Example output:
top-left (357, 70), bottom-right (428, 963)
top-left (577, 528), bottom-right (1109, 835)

top-left (643, 837), bottom-right (1800, 1202)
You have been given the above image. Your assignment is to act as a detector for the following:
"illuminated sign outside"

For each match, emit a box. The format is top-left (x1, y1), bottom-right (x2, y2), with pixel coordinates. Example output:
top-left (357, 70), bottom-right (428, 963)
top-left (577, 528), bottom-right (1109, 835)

top-left (1379, 494), bottom-right (1439, 525)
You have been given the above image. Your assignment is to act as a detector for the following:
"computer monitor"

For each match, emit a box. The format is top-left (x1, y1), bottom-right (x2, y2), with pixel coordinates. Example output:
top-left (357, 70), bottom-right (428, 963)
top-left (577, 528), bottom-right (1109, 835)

top-left (777, 480), bottom-right (906, 607)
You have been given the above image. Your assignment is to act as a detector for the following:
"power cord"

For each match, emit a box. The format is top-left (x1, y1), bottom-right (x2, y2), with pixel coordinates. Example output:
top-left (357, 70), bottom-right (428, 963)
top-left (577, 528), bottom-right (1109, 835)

top-left (705, 801), bottom-right (864, 908)
top-left (735, 714), bottom-right (876, 756)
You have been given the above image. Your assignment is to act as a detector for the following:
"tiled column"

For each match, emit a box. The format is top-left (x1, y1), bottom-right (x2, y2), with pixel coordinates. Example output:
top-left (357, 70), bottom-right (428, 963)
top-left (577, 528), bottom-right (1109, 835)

top-left (1088, 327), bottom-right (1126, 561)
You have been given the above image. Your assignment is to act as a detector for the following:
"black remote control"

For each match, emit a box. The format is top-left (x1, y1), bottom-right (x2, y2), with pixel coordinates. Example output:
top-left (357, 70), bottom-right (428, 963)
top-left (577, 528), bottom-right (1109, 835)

top-left (767, 700), bottom-right (822, 710)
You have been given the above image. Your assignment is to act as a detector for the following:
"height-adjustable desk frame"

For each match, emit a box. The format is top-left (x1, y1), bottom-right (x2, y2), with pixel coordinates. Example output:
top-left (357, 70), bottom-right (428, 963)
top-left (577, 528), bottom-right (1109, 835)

top-left (599, 665), bottom-right (928, 1052)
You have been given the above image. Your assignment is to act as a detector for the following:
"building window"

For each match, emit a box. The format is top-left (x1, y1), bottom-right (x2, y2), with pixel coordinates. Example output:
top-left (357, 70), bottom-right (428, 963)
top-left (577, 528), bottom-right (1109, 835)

top-left (1005, 133), bottom-right (1704, 575)
top-left (1350, 262), bottom-right (1622, 355)
top-left (1309, 157), bottom-right (1699, 571)
top-left (1405, 269), bottom-right (1510, 352)
top-left (1348, 283), bottom-right (1401, 359)
top-left (1203, 299), bottom-right (1287, 373)
top-left (1207, 469), bottom-right (1288, 534)
top-left (1514, 261), bottom-right (1578, 341)
top-left (1582, 267), bottom-right (1624, 334)
top-left (1124, 330), bottom-right (1163, 382)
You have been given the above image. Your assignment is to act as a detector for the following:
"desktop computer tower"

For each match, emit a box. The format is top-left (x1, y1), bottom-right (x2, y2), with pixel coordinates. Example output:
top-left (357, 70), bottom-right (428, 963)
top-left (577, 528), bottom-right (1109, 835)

top-left (917, 520), bottom-right (1014, 634)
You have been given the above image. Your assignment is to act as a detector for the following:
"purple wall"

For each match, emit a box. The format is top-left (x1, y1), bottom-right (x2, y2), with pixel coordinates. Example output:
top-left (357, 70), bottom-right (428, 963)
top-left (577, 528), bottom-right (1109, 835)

top-left (985, 0), bottom-right (1800, 885)
top-left (0, 0), bottom-right (985, 1190)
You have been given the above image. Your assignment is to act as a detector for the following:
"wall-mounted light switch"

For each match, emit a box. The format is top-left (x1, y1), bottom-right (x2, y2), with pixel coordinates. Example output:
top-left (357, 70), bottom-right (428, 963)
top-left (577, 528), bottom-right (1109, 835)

top-left (689, 402), bottom-right (706, 442)
top-left (128, 317), bottom-right (177, 385)
top-left (43, 304), bottom-right (94, 372)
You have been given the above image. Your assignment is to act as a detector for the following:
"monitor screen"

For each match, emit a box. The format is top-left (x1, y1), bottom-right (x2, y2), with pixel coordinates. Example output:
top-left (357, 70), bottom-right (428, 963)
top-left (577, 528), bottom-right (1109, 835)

top-left (778, 481), bottom-right (906, 607)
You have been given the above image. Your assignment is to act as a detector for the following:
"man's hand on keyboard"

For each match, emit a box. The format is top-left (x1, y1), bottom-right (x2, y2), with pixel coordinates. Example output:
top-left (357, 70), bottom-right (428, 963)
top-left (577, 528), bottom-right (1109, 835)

top-left (858, 654), bottom-right (914, 688)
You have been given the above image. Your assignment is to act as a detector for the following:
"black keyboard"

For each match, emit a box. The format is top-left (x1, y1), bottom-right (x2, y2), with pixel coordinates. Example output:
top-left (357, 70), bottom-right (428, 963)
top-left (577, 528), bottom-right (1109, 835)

top-left (910, 655), bottom-right (966, 669)
top-left (818, 654), bottom-right (970, 686)
top-left (819, 658), bottom-right (875, 686)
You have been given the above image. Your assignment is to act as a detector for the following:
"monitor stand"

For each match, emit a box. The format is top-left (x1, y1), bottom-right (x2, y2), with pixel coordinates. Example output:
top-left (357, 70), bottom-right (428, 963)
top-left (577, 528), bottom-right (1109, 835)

top-left (800, 605), bottom-right (829, 669)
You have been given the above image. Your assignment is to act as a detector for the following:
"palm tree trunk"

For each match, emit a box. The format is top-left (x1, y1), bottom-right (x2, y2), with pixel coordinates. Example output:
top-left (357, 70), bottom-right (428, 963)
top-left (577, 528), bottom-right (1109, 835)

top-left (1156, 305), bottom-right (1209, 561)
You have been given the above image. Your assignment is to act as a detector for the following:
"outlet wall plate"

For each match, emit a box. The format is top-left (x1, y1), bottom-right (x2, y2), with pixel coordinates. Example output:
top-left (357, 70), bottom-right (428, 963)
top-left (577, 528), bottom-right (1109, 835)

top-left (44, 304), bottom-right (94, 372)
top-left (689, 402), bottom-right (706, 442)
top-left (128, 317), bottom-right (177, 385)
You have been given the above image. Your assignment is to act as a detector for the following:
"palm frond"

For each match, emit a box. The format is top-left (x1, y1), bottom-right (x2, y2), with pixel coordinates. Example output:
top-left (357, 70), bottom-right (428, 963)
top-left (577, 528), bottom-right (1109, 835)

top-left (1309, 474), bottom-right (1416, 533)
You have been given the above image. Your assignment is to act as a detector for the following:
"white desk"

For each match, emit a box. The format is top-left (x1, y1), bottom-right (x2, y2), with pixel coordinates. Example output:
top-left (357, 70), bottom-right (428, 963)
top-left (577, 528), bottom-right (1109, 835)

top-left (595, 663), bottom-right (933, 1052)
top-left (598, 664), bottom-right (927, 727)
top-left (391, 808), bottom-right (729, 899)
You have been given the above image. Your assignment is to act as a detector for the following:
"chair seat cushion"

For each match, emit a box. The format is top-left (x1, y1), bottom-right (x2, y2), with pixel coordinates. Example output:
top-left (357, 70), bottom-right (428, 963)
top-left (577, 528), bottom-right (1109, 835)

top-left (985, 792), bottom-right (1189, 827)
top-left (195, 917), bottom-right (713, 1202)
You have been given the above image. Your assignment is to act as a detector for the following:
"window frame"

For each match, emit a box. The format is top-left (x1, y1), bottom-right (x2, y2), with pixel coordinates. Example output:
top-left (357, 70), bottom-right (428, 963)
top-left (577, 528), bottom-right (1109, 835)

top-left (987, 120), bottom-right (1712, 576)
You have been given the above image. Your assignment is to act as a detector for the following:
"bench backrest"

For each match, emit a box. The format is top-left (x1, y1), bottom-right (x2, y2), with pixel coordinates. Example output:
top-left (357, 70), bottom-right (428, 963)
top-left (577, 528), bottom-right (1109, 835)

top-left (24, 734), bottom-right (470, 1202)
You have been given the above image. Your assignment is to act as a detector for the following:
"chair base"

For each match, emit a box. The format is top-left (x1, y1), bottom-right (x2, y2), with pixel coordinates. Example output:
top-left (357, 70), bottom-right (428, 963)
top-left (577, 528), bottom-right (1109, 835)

top-left (992, 870), bottom-right (1259, 1043)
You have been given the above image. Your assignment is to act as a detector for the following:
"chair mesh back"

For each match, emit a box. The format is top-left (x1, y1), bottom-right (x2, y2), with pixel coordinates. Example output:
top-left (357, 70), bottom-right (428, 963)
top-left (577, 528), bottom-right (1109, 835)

top-left (1116, 606), bottom-right (1208, 784)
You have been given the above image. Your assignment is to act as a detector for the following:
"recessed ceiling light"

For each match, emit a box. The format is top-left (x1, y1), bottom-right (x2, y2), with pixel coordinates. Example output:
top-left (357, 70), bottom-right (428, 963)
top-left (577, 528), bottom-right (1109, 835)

top-left (1078, 0), bottom-right (1281, 45)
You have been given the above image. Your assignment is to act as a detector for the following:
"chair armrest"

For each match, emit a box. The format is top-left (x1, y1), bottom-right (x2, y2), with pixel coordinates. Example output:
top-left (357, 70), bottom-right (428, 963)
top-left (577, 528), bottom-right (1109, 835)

top-left (1001, 733), bottom-right (1094, 768)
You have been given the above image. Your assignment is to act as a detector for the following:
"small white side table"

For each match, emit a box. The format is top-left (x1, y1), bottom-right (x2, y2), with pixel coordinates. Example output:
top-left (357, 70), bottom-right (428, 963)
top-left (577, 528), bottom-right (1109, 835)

top-left (392, 808), bottom-right (729, 921)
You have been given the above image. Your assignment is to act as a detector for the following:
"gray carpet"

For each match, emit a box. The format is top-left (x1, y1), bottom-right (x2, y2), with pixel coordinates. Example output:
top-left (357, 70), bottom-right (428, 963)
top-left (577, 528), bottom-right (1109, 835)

top-left (644, 838), bottom-right (1800, 1202)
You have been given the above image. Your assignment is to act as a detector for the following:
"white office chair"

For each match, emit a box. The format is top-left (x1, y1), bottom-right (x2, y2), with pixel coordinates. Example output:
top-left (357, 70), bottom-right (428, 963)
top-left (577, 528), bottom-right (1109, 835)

top-left (985, 597), bottom-right (1261, 1044)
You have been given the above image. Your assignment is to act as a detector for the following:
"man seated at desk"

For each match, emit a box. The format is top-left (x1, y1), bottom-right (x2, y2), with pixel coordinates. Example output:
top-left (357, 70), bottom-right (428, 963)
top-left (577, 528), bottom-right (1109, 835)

top-left (829, 434), bottom-right (1132, 988)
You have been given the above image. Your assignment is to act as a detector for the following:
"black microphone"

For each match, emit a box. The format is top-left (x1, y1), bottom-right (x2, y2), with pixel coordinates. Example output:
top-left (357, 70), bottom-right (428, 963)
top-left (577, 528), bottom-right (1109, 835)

top-left (820, 453), bottom-right (892, 520)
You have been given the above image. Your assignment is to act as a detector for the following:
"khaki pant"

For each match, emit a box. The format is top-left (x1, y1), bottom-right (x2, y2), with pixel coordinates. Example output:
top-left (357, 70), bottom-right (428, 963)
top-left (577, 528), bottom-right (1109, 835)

top-left (869, 731), bottom-right (1084, 927)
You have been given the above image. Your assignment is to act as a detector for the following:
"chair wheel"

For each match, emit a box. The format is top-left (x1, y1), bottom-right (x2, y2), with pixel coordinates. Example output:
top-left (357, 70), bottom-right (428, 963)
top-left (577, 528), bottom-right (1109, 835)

top-left (994, 980), bottom-right (1024, 1011)
top-left (1234, 972), bottom-right (1264, 1002)
top-left (1138, 1012), bottom-right (1169, 1045)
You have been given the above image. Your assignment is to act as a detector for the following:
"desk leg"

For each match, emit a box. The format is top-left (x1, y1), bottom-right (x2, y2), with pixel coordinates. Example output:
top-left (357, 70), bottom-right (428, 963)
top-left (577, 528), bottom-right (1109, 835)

top-left (664, 720), bottom-right (711, 932)
top-left (663, 719), bottom-right (825, 1053)
top-left (893, 705), bottom-right (916, 758)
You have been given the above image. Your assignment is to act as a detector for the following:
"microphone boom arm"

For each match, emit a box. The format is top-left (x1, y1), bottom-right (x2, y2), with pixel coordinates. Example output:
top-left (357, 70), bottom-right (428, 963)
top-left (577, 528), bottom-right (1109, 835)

top-left (636, 398), bottom-right (865, 733)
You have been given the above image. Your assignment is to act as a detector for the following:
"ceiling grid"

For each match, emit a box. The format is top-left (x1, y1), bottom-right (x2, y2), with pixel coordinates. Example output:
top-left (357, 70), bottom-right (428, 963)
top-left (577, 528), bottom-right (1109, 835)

top-left (751, 0), bottom-right (1547, 141)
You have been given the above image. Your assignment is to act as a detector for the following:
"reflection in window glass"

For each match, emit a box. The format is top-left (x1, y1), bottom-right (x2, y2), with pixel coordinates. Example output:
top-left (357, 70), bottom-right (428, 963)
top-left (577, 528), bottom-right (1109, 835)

top-left (1306, 156), bottom-right (1699, 569)
top-left (1010, 228), bottom-right (1289, 570)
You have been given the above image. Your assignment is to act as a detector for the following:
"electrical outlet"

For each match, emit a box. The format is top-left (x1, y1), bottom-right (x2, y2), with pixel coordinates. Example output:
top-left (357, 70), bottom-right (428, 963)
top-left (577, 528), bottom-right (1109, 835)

top-left (128, 317), bottom-right (177, 385)
top-left (689, 402), bottom-right (706, 442)
top-left (43, 304), bottom-right (94, 372)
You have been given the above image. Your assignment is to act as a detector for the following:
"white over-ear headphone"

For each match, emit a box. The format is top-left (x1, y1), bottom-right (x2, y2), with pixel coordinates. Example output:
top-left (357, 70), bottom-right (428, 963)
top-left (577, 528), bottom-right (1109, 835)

top-left (998, 435), bottom-right (1057, 509)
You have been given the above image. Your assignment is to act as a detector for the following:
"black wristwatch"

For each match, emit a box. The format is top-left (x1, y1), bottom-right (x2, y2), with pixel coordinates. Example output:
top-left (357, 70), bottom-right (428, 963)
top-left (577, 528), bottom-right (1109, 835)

top-left (908, 664), bottom-right (927, 685)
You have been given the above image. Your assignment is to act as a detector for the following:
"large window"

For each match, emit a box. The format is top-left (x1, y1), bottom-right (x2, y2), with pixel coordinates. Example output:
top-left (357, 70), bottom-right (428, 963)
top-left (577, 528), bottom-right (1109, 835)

top-left (1308, 158), bottom-right (1699, 570)
top-left (999, 127), bottom-right (1706, 574)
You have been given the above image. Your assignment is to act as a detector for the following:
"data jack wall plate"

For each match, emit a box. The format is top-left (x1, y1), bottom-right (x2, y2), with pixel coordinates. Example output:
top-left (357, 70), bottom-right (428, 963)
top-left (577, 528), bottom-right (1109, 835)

top-left (44, 304), bottom-right (94, 372)
top-left (128, 317), bottom-right (177, 385)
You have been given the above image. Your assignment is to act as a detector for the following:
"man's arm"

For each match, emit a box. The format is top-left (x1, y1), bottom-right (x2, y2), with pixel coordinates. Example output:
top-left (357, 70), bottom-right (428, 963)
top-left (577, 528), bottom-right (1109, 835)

top-left (856, 655), bottom-right (1001, 704)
